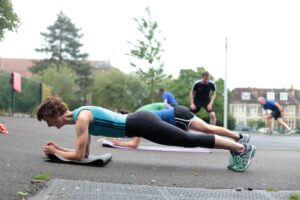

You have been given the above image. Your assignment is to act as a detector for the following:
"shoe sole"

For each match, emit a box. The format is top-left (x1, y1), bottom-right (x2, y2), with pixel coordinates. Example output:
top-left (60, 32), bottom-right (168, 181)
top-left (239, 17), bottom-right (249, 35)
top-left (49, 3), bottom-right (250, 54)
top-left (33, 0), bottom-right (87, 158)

top-left (228, 145), bottom-right (256, 172)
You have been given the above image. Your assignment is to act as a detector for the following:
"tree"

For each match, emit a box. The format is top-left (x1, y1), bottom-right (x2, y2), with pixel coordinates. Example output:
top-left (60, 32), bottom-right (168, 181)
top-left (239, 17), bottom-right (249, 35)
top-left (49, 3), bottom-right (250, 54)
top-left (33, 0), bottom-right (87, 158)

top-left (247, 118), bottom-right (266, 130)
top-left (32, 11), bottom-right (88, 71)
top-left (31, 11), bottom-right (92, 104)
top-left (0, 0), bottom-right (19, 41)
top-left (91, 69), bottom-right (148, 111)
top-left (73, 62), bottom-right (92, 104)
top-left (33, 64), bottom-right (77, 107)
top-left (127, 7), bottom-right (166, 101)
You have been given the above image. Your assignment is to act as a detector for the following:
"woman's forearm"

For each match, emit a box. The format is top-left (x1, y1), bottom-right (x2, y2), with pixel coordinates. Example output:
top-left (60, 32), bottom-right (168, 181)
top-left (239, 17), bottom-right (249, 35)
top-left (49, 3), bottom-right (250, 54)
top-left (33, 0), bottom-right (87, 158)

top-left (54, 149), bottom-right (82, 160)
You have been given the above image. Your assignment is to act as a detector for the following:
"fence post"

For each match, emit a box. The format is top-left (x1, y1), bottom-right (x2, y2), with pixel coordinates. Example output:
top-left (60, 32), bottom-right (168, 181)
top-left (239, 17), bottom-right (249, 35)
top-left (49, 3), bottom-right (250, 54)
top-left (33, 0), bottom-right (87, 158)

top-left (11, 89), bottom-right (15, 116)
top-left (40, 82), bottom-right (43, 103)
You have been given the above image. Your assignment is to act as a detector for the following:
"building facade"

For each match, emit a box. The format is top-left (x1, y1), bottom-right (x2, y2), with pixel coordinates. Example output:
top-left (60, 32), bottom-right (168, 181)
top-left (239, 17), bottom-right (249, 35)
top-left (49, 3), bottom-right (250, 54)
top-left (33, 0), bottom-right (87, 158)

top-left (230, 87), bottom-right (300, 130)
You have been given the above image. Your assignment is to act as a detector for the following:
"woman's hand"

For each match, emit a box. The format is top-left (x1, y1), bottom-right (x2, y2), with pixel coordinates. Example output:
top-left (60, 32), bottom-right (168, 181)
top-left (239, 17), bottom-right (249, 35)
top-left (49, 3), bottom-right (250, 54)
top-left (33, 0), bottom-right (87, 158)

top-left (46, 141), bottom-right (60, 149)
top-left (44, 143), bottom-right (57, 156)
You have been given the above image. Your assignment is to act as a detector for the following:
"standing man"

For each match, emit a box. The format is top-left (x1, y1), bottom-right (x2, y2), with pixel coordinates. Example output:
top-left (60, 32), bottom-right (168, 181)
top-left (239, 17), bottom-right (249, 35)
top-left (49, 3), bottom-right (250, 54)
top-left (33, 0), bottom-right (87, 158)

top-left (189, 71), bottom-right (216, 125)
top-left (257, 97), bottom-right (294, 135)
top-left (159, 88), bottom-right (177, 107)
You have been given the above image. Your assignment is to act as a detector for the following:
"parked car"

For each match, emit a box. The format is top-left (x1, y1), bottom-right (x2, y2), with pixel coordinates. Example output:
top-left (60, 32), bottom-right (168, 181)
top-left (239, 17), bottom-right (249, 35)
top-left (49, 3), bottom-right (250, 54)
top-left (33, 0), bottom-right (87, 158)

top-left (257, 127), bottom-right (270, 134)
top-left (235, 124), bottom-right (251, 132)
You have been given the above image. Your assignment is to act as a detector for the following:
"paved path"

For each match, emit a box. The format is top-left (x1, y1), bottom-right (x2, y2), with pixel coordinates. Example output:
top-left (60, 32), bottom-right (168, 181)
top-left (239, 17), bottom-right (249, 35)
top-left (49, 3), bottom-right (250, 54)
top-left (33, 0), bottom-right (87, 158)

top-left (30, 179), bottom-right (300, 200)
top-left (0, 116), bottom-right (300, 200)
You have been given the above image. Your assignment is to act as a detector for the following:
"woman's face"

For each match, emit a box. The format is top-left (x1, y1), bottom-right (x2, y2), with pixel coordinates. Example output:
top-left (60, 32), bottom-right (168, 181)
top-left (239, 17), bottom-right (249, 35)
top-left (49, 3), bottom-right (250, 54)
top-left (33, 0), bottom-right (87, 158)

top-left (44, 115), bottom-right (64, 129)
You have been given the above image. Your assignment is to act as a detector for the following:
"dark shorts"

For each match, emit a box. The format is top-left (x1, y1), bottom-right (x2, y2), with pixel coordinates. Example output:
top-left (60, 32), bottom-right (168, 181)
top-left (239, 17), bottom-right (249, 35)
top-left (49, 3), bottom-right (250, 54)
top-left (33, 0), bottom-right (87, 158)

top-left (190, 100), bottom-right (214, 114)
top-left (174, 105), bottom-right (196, 131)
top-left (271, 111), bottom-right (282, 120)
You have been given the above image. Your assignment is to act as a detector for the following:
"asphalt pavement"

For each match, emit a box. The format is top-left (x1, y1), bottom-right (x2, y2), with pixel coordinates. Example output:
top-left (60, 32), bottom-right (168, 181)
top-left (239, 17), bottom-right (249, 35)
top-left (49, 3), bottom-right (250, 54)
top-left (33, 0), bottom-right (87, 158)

top-left (0, 116), bottom-right (300, 200)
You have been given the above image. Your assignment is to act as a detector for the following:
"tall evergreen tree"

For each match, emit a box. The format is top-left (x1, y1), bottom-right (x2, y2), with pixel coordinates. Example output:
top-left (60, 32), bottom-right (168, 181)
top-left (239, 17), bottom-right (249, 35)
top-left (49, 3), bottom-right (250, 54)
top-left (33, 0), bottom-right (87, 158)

top-left (127, 7), bottom-right (166, 102)
top-left (31, 11), bottom-right (88, 72)
top-left (31, 12), bottom-right (92, 104)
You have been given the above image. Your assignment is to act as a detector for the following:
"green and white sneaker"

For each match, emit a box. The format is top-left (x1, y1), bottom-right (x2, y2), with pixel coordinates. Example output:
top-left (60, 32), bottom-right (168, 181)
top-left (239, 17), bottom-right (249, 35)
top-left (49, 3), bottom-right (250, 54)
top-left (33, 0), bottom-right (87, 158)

top-left (238, 133), bottom-right (250, 144)
top-left (228, 144), bottom-right (256, 172)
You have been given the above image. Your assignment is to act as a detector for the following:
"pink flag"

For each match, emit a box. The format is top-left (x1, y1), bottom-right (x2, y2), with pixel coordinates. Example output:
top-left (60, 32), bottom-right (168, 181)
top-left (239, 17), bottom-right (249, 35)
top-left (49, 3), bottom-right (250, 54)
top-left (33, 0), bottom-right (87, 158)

top-left (12, 72), bottom-right (22, 93)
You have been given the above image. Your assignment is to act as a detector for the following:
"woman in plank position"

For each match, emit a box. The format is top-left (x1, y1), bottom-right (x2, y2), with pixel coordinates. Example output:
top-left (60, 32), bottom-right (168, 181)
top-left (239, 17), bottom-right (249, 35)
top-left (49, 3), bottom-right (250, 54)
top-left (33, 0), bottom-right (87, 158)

top-left (38, 96), bottom-right (255, 172)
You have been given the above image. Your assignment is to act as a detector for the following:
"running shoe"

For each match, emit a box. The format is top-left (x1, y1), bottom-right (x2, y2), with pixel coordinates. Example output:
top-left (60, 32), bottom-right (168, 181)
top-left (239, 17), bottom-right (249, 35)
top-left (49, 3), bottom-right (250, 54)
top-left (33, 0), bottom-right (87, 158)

top-left (238, 133), bottom-right (250, 144)
top-left (228, 144), bottom-right (256, 172)
top-left (284, 130), bottom-right (295, 136)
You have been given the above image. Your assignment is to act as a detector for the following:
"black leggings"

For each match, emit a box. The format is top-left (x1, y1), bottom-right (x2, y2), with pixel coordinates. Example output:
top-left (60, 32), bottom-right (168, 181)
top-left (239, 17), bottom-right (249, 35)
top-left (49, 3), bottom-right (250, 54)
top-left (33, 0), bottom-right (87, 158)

top-left (125, 111), bottom-right (215, 148)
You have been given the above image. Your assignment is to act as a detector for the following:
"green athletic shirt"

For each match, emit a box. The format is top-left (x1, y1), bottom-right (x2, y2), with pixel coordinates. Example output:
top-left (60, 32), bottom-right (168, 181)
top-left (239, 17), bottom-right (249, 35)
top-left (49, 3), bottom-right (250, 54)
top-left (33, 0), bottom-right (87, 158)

top-left (72, 106), bottom-right (127, 137)
top-left (136, 102), bottom-right (169, 111)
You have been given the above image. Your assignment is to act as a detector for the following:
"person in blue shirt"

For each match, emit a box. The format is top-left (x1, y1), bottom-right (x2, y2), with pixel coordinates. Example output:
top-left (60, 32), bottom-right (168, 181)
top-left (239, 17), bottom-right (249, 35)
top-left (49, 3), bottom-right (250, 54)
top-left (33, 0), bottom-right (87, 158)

top-left (159, 88), bottom-right (177, 107)
top-left (257, 97), bottom-right (293, 135)
top-left (37, 96), bottom-right (256, 172)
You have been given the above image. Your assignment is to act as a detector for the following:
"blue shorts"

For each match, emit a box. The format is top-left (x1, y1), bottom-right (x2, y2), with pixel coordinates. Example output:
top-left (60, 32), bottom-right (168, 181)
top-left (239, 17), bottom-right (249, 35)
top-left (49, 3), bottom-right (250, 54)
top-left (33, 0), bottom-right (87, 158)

top-left (271, 111), bottom-right (282, 120)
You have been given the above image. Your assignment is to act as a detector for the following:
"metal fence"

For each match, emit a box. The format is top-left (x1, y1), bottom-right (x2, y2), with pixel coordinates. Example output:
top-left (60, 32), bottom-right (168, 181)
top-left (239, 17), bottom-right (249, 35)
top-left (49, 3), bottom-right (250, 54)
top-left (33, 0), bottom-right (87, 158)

top-left (0, 70), bottom-right (50, 115)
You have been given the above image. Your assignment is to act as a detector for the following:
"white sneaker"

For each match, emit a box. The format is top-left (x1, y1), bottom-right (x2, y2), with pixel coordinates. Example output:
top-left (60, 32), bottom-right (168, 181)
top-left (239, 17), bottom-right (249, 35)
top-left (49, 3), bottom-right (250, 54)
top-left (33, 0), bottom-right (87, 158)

top-left (284, 130), bottom-right (295, 136)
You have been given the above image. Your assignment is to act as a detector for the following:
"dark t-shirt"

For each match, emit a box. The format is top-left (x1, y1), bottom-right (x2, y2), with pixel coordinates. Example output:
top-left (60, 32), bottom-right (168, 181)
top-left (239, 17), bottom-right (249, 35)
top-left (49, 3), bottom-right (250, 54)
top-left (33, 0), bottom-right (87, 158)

top-left (192, 79), bottom-right (216, 103)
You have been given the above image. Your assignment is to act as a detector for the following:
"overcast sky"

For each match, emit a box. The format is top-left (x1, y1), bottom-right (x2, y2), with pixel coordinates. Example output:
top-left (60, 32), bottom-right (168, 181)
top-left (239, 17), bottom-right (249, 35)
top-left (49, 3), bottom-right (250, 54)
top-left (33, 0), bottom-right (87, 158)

top-left (0, 0), bottom-right (299, 89)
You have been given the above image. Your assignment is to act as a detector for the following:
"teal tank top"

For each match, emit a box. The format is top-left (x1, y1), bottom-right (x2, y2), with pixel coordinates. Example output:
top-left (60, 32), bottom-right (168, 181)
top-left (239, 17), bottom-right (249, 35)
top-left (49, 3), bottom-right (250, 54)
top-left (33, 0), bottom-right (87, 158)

top-left (72, 106), bottom-right (127, 137)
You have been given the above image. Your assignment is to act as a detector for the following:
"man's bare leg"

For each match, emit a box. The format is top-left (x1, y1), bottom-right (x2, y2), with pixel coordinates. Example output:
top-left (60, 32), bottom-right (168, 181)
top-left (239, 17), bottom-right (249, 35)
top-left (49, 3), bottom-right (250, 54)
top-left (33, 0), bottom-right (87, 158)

top-left (266, 115), bottom-right (273, 132)
top-left (277, 118), bottom-right (292, 133)
top-left (209, 111), bottom-right (216, 125)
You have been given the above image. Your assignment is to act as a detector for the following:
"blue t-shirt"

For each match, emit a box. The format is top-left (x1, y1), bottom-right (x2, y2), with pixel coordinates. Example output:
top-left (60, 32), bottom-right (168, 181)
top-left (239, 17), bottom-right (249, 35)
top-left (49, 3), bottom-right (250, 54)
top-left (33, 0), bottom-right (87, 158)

top-left (72, 106), bottom-right (127, 137)
top-left (151, 108), bottom-right (176, 126)
top-left (263, 100), bottom-right (279, 112)
top-left (162, 91), bottom-right (177, 106)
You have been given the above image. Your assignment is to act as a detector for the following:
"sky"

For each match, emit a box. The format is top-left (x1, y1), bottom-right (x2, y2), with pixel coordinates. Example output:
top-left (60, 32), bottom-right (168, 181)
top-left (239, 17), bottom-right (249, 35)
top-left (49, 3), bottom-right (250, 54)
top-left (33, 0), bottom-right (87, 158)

top-left (0, 0), bottom-right (299, 90)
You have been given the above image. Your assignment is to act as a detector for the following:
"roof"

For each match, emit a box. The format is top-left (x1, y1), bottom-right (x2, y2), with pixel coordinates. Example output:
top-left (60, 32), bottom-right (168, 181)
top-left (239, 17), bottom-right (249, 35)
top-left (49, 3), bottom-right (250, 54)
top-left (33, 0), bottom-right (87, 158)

top-left (0, 57), bottom-right (114, 78)
top-left (0, 58), bottom-right (36, 78)
top-left (231, 87), bottom-right (300, 105)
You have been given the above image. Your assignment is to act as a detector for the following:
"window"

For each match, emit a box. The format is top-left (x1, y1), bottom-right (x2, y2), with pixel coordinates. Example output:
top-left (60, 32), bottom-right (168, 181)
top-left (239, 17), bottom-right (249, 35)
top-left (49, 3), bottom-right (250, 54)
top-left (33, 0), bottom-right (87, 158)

top-left (267, 92), bottom-right (275, 100)
top-left (285, 105), bottom-right (295, 114)
top-left (241, 92), bottom-right (251, 100)
top-left (285, 118), bottom-right (295, 129)
top-left (280, 92), bottom-right (288, 101)
top-left (238, 104), bottom-right (244, 114)
top-left (250, 105), bottom-right (257, 115)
